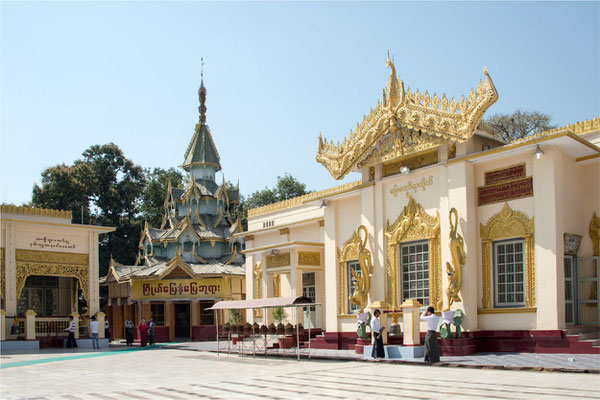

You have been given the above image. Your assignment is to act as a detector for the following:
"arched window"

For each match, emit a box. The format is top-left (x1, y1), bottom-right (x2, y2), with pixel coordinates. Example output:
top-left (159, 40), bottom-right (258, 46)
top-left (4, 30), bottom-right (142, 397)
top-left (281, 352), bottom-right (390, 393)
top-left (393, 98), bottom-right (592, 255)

top-left (183, 241), bottom-right (193, 252)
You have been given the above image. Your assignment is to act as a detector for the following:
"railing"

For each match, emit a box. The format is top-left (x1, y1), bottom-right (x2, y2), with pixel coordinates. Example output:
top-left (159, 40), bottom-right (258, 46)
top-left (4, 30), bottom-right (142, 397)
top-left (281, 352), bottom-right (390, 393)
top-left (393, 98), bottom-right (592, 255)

top-left (35, 317), bottom-right (70, 336)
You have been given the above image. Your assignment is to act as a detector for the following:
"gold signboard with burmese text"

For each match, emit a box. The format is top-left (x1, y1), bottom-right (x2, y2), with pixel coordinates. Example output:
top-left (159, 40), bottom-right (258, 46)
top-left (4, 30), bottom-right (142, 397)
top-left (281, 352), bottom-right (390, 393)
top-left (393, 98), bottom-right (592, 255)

top-left (132, 278), bottom-right (230, 300)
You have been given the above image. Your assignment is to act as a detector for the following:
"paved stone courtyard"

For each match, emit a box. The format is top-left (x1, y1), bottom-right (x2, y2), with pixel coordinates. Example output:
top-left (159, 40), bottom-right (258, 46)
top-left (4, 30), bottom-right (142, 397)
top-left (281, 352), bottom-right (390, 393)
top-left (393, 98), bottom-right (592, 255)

top-left (1, 346), bottom-right (599, 400)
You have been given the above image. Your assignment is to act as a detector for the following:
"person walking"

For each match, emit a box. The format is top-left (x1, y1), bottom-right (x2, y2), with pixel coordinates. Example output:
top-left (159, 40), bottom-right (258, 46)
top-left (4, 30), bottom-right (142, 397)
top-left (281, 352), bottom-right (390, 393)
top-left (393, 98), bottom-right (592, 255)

top-left (65, 315), bottom-right (78, 349)
top-left (125, 317), bottom-right (134, 346)
top-left (420, 306), bottom-right (441, 364)
top-left (139, 318), bottom-right (148, 347)
top-left (147, 317), bottom-right (155, 346)
top-left (370, 309), bottom-right (385, 360)
top-left (90, 316), bottom-right (100, 350)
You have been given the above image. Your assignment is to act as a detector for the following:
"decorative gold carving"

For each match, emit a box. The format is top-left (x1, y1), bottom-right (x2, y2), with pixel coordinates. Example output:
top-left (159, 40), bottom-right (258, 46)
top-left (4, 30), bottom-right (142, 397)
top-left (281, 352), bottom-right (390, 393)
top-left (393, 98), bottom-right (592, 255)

top-left (347, 226), bottom-right (373, 312)
top-left (444, 208), bottom-right (466, 311)
top-left (385, 194), bottom-right (442, 311)
top-left (273, 274), bottom-right (281, 297)
top-left (16, 263), bottom-right (89, 303)
top-left (337, 227), bottom-right (362, 315)
top-left (316, 53), bottom-right (498, 180)
top-left (319, 220), bottom-right (325, 227)
top-left (279, 228), bottom-right (289, 235)
top-left (480, 203), bottom-right (535, 309)
top-left (1, 204), bottom-right (72, 219)
top-left (382, 149), bottom-right (439, 178)
top-left (477, 307), bottom-right (536, 314)
top-left (16, 249), bottom-right (88, 265)
top-left (266, 252), bottom-right (290, 268)
top-left (298, 251), bottom-right (320, 266)
top-left (543, 117), bottom-right (600, 137)
top-left (0, 248), bottom-right (4, 299)
top-left (253, 262), bottom-right (263, 317)
top-left (247, 181), bottom-right (361, 218)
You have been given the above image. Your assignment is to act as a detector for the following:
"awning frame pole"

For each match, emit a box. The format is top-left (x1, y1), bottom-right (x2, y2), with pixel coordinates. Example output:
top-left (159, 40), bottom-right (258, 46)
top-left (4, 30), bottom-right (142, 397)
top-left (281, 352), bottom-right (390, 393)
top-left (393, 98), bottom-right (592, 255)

top-left (216, 309), bottom-right (219, 355)
top-left (264, 306), bottom-right (267, 358)
top-left (308, 308), bottom-right (311, 360)
top-left (296, 313), bottom-right (300, 361)
top-left (252, 320), bottom-right (255, 358)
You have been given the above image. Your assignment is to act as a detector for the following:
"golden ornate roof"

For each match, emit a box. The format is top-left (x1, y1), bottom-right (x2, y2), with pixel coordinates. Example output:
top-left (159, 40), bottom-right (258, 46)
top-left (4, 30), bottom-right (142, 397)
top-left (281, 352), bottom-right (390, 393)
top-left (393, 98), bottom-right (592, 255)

top-left (1, 204), bottom-right (72, 219)
top-left (316, 53), bottom-right (499, 179)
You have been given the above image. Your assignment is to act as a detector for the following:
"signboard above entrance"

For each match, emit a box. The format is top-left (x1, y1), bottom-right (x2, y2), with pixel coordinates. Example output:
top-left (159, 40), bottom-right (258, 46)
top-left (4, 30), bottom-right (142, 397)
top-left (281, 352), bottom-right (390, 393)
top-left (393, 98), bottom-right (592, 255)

top-left (132, 278), bottom-right (230, 300)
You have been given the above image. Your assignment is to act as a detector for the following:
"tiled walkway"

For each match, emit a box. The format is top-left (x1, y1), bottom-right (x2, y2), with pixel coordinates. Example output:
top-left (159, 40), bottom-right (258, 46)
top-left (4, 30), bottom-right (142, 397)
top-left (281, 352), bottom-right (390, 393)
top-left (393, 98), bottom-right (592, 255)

top-left (164, 340), bottom-right (600, 371)
top-left (1, 348), bottom-right (599, 399)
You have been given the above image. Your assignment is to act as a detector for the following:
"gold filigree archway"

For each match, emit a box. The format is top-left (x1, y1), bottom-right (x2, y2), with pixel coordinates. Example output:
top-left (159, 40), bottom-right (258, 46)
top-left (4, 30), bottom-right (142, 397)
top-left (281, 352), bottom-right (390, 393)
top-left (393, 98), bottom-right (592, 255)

top-left (337, 227), bottom-right (365, 315)
top-left (253, 261), bottom-right (263, 317)
top-left (15, 249), bottom-right (89, 303)
top-left (385, 195), bottom-right (442, 311)
top-left (480, 203), bottom-right (535, 309)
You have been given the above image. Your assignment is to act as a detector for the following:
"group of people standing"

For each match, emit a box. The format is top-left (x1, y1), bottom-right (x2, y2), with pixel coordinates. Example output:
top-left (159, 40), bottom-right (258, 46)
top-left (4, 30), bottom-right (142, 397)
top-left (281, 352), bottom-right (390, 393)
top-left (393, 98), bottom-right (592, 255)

top-left (124, 317), bottom-right (155, 347)
top-left (370, 306), bottom-right (441, 364)
top-left (65, 315), bottom-right (110, 350)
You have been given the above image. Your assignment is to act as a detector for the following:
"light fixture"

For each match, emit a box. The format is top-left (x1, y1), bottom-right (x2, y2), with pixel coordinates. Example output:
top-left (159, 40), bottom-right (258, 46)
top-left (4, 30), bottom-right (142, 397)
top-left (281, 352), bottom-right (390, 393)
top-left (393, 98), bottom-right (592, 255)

top-left (320, 200), bottom-right (328, 208)
top-left (270, 249), bottom-right (279, 256)
top-left (400, 165), bottom-right (410, 175)
top-left (533, 145), bottom-right (544, 159)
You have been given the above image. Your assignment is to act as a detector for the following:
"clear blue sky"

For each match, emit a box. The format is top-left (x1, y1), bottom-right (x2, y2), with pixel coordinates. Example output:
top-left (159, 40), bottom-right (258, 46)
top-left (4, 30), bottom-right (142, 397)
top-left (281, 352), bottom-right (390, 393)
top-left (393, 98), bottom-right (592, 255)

top-left (2, 1), bottom-right (599, 206)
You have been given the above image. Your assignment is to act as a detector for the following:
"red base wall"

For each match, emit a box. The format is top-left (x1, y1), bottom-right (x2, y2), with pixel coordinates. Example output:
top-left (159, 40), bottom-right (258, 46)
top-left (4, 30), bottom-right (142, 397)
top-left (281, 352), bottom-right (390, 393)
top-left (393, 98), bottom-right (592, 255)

top-left (192, 325), bottom-right (221, 341)
top-left (311, 329), bottom-right (599, 354)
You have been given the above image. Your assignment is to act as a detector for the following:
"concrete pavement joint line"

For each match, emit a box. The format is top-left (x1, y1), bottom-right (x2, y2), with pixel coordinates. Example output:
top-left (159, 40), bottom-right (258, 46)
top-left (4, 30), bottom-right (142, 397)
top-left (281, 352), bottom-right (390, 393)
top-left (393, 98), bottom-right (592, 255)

top-left (226, 381), bottom-right (329, 398)
top-left (191, 383), bottom-right (286, 400)
top-left (307, 371), bottom-right (594, 399)
top-left (270, 374), bottom-right (516, 400)
top-left (87, 393), bottom-right (119, 400)
top-left (113, 391), bottom-right (151, 399)
top-left (328, 369), bottom-right (600, 394)
top-left (159, 386), bottom-right (223, 399)
top-left (252, 377), bottom-right (432, 400)
top-left (137, 388), bottom-right (188, 400)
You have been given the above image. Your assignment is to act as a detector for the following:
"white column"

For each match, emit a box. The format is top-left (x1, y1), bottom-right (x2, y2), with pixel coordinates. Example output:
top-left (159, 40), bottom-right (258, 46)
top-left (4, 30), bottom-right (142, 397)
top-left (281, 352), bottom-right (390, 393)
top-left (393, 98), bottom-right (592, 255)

top-left (323, 204), bottom-right (338, 332)
top-left (533, 147), bottom-right (562, 329)
top-left (97, 312), bottom-right (106, 339)
top-left (0, 309), bottom-right (6, 340)
top-left (246, 254), bottom-right (254, 324)
top-left (401, 299), bottom-right (422, 345)
top-left (447, 161), bottom-right (478, 330)
top-left (25, 309), bottom-right (37, 340)
top-left (87, 231), bottom-right (100, 317)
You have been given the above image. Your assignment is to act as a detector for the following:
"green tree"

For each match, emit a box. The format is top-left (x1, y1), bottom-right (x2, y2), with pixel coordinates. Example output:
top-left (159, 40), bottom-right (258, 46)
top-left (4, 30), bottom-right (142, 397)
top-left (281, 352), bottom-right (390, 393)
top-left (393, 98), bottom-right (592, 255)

top-left (238, 173), bottom-right (310, 230)
top-left (141, 167), bottom-right (184, 228)
top-left (485, 110), bottom-right (555, 142)
top-left (32, 143), bottom-right (146, 277)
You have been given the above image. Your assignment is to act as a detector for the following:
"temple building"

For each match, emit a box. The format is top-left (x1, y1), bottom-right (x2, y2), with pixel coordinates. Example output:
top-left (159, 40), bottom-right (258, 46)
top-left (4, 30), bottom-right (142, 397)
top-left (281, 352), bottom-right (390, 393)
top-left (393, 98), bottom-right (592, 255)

top-left (103, 78), bottom-right (245, 342)
top-left (0, 204), bottom-right (114, 349)
top-left (242, 54), bottom-right (600, 354)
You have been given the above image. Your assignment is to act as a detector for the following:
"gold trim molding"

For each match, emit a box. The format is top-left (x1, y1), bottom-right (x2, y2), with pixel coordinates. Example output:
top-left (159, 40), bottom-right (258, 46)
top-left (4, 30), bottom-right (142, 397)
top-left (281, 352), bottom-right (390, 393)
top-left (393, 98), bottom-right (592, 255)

top-left (385, 195), bottom-right (442, 311)
top-left (253, 261), bottom-right (263, 317)
top-left (337, 227), bottom-right (365, 316)
top-left (298, 251), bottom-right (321, 266)
top-left (477, 307), bottom-right (537, 314)
top-left (1, 204), bottom-right (72, 219)
top-left (480, 203), bottom-right (535, 310)
top-left (0, 248), bottom-right (4, 300)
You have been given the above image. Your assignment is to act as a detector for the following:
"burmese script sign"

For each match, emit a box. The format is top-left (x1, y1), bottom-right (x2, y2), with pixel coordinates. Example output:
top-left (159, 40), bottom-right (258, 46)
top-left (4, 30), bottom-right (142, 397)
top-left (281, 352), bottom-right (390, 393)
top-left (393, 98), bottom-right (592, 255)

top-left (389, 176), bottom-right (434, 197)
top-left (478, 177), bottom-right (533, 206)
top-left (29, 236), bottom-right (76, 250)
top-left (484, 163), bottom-right (526, 185)
top-left (132, 278), bottom-right (230, 300)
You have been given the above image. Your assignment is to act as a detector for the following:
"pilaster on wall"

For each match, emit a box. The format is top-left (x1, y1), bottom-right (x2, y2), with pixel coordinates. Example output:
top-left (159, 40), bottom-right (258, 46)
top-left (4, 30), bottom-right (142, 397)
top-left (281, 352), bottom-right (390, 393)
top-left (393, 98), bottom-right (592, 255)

top-left (246, 254), bottom-right (254, 324)
top-left (533, 147), bottom-right (562, 330)
top-left (360, 184), bottom-right (380, 306)
top-left (447, 161), bottom-right (478, 331)
top-left (323, 204), bottom-right (338, 332)
top-left (88, 231), bottom-right (100, 317)
top-left (6, 223), bottom-right (16, 315)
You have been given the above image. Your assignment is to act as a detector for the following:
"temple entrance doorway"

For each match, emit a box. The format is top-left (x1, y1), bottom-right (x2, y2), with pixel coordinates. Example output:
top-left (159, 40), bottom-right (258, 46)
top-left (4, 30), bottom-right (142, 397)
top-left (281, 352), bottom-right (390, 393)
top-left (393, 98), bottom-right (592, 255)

top-left (174, 303), bottom-right (190, 339)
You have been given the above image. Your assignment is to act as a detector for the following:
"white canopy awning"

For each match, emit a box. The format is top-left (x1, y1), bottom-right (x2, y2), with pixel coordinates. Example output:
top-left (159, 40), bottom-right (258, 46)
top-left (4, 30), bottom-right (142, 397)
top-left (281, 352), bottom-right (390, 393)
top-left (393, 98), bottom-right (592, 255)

top-left (208, 296), bottom-right (315, 310)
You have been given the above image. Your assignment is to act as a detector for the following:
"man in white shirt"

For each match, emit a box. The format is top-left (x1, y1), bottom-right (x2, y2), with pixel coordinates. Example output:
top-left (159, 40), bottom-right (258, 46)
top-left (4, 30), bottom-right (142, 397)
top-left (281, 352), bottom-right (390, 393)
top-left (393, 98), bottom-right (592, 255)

top-left (65, 315), bottom-right (77, 349)
top-left (420, 306), bottom-right (440, 364)
top-left (370, 309), bottom-right (385, 359)
top-left (90, 316), bottom-right (100, 349)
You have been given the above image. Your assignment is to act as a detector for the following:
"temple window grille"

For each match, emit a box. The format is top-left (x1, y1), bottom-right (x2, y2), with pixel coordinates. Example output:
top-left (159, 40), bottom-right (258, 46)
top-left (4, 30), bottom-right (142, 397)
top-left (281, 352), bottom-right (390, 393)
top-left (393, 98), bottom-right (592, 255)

top-left (17, 276), bottom-right (63, 316)
top-left (200, 302), bottom-right (215, 325)
top-left (493, 239), bottom-right (525, 307)
top-left (400, 241), bottom-right (430, 306)
top-left (346, 260), bottom-right (361, 314)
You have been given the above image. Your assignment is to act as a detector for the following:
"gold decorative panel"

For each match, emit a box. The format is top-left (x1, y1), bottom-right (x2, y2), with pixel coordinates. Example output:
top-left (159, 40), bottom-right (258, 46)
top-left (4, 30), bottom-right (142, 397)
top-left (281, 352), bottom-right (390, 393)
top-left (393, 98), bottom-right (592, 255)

top-left (298, 251), bottom-right (320, 266)
top-left (253, 262), bottom-right (263, 317)
top-left (273, 274), bottom-right (281, 297)
top-left (385, 195), bottom-right (442, 311)
top-left (266, 252), bottom-right (290, 268)
top-left (480, 203), bottom-right (535, 309)
top-left (588, 212), bottom-right (599, 302)
top-left (382, 149), bottom-right (439, 178)
top-left (337, 225), bottom-right (374, 315)
top-left (15, 249), bottom-right (90, 302)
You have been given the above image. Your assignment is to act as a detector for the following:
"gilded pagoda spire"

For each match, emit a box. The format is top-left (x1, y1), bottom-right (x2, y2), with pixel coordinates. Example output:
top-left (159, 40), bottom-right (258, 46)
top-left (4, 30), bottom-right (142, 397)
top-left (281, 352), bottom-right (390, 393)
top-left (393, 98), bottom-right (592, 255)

top-left (198, 58), bottom-right (207, 124)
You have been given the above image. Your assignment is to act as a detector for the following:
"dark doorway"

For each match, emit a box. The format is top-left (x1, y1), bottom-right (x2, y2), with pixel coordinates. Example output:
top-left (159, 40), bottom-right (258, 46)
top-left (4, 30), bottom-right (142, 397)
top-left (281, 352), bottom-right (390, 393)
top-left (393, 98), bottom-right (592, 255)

top-left (174, 303), bottom-right (190, 339)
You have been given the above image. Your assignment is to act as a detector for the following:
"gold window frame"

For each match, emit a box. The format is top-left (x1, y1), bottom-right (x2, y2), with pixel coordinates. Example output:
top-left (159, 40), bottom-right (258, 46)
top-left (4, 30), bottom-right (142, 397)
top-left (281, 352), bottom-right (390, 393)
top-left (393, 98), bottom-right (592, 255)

top-left (480, 203), bottom-right (535, 310)
top-left (385, 195), bottom-right (442, 311)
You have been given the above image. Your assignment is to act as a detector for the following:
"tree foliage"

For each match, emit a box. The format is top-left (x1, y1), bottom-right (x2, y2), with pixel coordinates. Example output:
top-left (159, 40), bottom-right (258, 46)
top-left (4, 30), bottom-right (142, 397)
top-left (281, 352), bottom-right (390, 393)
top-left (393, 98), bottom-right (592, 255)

top-left (238, 173), bottom-right (310, 230)
top-left (32, 143), bottom-right (146, 277)
top-left (485, 110), bottom-right (555, 142)
top-left (141, 167), bottom-right (184, 228)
